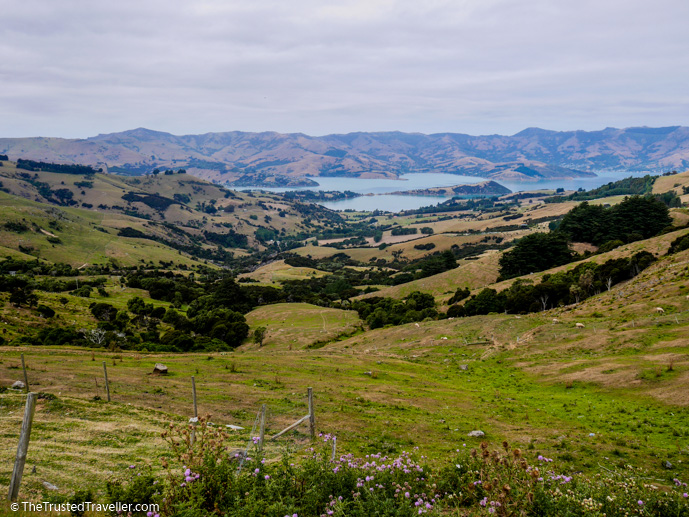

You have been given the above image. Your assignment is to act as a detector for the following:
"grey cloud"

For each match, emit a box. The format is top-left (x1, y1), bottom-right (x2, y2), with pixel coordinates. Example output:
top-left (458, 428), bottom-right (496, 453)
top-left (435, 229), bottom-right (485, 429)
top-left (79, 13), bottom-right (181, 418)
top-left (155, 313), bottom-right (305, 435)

top-left (1, 0), bottom-right (688, 138)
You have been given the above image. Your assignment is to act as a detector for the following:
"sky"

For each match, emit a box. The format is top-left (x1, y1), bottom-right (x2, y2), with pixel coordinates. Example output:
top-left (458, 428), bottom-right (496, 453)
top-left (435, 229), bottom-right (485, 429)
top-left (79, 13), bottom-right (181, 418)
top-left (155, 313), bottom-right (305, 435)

top-left (1, 0), bottom-right (688, 139)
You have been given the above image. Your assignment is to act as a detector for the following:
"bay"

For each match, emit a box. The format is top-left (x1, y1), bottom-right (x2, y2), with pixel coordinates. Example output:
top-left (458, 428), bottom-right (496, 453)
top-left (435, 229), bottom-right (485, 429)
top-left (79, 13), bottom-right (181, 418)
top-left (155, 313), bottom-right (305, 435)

top-left (238, 171), bottom-right (659, 212)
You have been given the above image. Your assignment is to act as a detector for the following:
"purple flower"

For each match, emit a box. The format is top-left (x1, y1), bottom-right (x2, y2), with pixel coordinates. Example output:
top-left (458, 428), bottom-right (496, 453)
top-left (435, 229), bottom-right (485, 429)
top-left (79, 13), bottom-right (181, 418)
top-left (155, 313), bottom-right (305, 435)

top-left (638, 500), bottom-right (644, 506)
top-left (265, 475), bottom-right (270, 480)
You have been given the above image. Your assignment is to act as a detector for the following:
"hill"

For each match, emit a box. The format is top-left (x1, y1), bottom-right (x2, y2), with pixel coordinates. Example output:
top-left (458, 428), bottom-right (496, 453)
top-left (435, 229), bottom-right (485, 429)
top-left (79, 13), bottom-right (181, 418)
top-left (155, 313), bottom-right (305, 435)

top-left (0, 159), bottom-right (347, 267)
top-left (0, 164), bottom-right (689, 512)
top-left (3, 126), bottom-right (689, 186)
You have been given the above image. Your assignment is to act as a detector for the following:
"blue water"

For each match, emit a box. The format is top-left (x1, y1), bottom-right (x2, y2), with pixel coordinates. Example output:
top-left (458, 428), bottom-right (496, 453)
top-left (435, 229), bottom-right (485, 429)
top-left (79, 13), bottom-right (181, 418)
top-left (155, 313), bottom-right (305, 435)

top-left (238, 171), bottom-right (658, 212)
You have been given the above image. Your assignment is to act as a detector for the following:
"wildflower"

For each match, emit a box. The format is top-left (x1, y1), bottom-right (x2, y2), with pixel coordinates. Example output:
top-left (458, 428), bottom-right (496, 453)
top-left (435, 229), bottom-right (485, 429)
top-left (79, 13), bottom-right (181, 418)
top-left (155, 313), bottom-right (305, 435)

top-left (265, 475), bottom-right (270, 480)
top-left (254, 468), bottom-right (260, 474)
top-left (684, 493), bottom-right (688, 498)
top-left (405, 492), bottom-right (410, 498)
top-left (480, 497), bottom-right (488, 507)
top-left (638, 500), bottom-right (644, 506)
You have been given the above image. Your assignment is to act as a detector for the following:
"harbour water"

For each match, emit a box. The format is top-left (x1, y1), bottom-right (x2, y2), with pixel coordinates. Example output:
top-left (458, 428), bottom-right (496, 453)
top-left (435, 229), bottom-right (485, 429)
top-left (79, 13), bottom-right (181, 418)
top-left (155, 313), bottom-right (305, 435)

top-left (238, 171), bottom-right (658, 212)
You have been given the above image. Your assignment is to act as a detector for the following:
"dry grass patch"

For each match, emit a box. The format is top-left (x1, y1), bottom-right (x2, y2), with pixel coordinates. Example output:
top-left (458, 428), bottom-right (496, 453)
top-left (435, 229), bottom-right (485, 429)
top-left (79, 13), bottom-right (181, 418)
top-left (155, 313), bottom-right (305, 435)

top-left (238, 260), bottom-right (329, 284)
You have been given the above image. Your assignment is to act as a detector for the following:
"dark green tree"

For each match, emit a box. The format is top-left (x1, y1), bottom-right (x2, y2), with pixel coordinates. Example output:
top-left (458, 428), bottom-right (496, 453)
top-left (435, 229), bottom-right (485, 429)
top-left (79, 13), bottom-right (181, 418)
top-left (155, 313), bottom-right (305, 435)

top-left (498, 232), bottom-right (573, 280)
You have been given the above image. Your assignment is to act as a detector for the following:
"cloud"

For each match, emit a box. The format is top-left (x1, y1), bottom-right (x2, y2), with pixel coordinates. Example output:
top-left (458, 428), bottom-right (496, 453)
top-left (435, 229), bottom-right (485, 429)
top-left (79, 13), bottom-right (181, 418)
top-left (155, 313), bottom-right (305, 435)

top-left (1, 0), bottom-right (688, 137)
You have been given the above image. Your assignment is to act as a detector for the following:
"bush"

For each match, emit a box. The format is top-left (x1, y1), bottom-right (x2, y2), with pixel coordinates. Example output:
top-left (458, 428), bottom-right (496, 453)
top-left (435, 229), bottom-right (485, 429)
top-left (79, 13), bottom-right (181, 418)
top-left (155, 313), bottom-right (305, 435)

top-left (36, 304), bottom-right (55, 318)
top-left (105, 422), bottom-right (689, 517)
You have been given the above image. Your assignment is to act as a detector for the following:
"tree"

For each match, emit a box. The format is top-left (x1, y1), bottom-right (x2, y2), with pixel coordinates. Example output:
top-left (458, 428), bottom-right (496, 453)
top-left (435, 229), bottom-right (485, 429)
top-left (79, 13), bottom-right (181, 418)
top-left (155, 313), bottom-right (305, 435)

top-left (559, 196), bottom-right (672, 245)
top-left (9, 287), bottom-right (38, 307)
top-left (253, 326), bottom-right (267, 347)
top-left (36, 304), bottom-right (55, 318)
top-left (498, 232), bottom-right (574, 279)
top-left (91, 302), bottom-right (118, 322)
top-left (81, 328), bottom-right (107, 347)
top-left (463, 288), bottom-right (507, 316)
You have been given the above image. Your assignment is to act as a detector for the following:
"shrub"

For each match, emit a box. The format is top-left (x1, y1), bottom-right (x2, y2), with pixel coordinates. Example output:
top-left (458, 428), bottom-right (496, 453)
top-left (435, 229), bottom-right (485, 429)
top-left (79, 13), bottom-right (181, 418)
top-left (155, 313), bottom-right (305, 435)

top-left (105, 421), bottom-right (689, 517)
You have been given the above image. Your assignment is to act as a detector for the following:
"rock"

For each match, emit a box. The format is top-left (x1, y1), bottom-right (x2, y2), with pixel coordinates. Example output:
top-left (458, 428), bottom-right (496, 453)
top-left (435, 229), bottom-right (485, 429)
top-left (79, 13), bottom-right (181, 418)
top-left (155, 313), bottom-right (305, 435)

top-left (363, 371), bottom-right (372, 376)
top-left (152, 363), bottom-right (168, 375)
top-left (226, 424), bottom-right (244, 431)
top-left (467, 430), bottom-right (485, 438)
top-left (11, 381), bottom-right (25, 390)
top-left (459, 364), bottom-right (469, 371)
top-left (228, 448), bottom-right (247, 461)
top-left (42, 481), bottom-right (58, 490)
top-left (664, 460), bottom-right (673, 469)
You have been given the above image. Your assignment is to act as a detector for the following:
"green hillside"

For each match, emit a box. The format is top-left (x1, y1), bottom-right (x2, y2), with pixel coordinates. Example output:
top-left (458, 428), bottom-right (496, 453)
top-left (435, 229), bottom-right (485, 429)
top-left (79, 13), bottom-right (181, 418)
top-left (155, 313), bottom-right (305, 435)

top-left (2, 164), bottom-right (689, 515)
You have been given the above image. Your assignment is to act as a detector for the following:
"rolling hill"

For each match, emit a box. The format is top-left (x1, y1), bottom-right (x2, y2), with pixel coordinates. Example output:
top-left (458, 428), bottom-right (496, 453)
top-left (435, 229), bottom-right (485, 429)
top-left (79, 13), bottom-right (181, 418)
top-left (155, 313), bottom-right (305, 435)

top-left (2, 126), bottom-right (688, 186)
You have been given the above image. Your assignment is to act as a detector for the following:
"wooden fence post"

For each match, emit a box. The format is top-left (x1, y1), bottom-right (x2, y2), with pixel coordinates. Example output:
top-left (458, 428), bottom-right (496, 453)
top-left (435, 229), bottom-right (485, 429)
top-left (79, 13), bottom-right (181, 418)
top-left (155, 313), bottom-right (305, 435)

top-left (192, 376), bottom-right (198, 418)
top-left (191, 376), bottom-right (198, 446)
top-left (8, 393), bottom-right (36, 501)
top-left (102, 361), bottom-right (111, 402)
top-left (20, 354), bottom-right (29, 393)
top-left (258, 404), bottom-right (266, 453)
top-left (308, 387), bottom-right (315, 440)
top-left (331, 436), bottom-right (337, 461)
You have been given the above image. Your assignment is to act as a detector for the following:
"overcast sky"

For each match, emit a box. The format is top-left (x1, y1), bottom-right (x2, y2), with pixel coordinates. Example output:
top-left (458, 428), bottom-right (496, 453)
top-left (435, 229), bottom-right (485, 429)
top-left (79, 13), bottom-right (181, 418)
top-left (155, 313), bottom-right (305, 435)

top-left (2, 0), bottom-right (688, 138)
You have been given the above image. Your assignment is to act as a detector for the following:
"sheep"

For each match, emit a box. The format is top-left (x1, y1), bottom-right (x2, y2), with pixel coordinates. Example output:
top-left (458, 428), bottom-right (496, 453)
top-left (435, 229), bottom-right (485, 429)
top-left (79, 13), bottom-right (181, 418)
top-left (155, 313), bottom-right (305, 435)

top-left (575, 323), bottom-right (585, 328)
top-left (655, 307), bottom-right (665, 314)
top-left (552, 318), bottom-right (560, 324)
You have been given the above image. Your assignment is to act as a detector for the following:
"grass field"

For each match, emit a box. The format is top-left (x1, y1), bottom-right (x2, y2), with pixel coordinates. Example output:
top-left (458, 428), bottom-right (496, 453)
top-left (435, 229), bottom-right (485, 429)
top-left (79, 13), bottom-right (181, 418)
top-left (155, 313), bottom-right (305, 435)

top-left (238, 260), bottom-right (330, 285)
top-left (244, 303), bottom-right (362, 349)
top-left (2, 169), bottom-right (689, 514)
top-left (3, 245), bottom-right (689, 509)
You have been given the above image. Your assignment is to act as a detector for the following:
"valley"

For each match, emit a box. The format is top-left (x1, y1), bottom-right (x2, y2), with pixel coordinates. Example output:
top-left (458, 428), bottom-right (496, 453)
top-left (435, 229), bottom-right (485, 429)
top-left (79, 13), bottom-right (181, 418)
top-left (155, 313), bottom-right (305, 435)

top-left (0, 158), bottom-right (689, 515)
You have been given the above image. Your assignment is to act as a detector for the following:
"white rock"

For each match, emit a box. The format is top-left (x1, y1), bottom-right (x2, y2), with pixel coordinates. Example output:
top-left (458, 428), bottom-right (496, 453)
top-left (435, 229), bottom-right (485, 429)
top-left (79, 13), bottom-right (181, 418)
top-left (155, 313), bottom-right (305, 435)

top-left (11, 381), bottom-right (25, 390)
top-left (467, 430), bottom-right (485, 438)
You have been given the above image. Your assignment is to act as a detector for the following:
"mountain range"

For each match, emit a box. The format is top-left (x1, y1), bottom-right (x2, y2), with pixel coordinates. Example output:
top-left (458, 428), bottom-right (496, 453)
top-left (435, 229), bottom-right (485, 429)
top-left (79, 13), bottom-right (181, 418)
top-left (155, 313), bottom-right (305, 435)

top-left (1, 126), bottom-right (688, 185)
